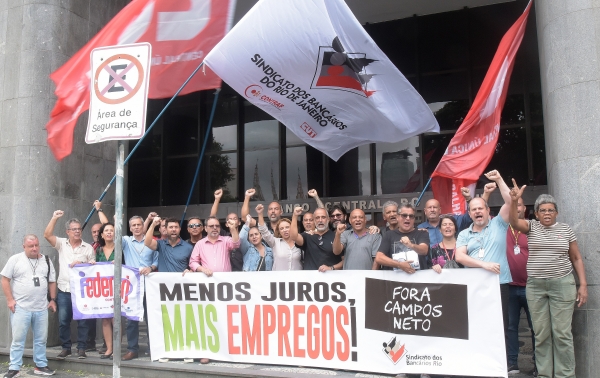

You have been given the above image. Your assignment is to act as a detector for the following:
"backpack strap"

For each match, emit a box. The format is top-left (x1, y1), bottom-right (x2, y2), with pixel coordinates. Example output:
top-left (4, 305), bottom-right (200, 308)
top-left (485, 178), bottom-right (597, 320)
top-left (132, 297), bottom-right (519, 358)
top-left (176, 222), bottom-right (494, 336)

top-left (45, 254), bottom-right (50, 281)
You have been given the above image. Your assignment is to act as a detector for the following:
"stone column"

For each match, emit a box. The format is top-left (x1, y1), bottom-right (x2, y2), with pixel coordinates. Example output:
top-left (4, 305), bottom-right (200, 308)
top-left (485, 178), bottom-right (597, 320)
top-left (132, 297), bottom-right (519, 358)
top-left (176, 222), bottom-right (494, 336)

top-left (535, 1), bottom-right (600, 377)
top-left (0, 0), bottom-right (128, 348)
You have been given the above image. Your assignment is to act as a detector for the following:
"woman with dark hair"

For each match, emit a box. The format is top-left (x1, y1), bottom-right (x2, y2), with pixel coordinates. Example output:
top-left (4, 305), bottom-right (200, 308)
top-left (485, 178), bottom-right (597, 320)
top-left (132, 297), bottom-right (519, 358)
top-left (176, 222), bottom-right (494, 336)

top-left (509, 186), bottom-right (587, 378)
top-left (95, 223), bottom-right (115, 359)
top-left (429, 215), bottom-right (463, 273)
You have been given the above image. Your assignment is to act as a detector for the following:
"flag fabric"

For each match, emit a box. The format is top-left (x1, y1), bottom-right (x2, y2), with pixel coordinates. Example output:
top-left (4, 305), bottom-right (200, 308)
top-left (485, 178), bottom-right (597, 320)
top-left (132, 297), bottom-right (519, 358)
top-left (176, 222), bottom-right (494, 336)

top-left (47, 0), bottom-right (236, 160)
top-left (431, 1), bottom-right (532, 214)
top-left (204, 0), bottom-right (439, 161)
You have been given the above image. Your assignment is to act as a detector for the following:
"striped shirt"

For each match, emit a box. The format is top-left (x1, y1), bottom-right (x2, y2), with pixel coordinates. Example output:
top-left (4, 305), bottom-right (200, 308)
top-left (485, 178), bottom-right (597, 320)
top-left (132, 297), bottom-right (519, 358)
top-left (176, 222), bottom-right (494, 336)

top-left (527, 220), bottom-right (576, 279)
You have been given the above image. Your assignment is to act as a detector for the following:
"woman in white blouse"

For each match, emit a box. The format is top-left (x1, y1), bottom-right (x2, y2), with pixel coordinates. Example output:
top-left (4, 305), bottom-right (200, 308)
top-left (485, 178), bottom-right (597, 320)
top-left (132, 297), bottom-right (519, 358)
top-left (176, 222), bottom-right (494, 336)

top-left (256, 204), bottom-right (303, 271)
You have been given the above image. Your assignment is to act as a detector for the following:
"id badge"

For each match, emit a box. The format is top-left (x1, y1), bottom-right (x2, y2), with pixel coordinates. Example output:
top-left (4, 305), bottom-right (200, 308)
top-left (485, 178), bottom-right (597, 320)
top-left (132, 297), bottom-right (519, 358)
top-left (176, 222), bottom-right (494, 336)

top-left (33, 276), bottom-right (40, 287)
top-left (478, 248), bottom-right (485, 258)
top-left (514, 245), bottom-right (521, 255)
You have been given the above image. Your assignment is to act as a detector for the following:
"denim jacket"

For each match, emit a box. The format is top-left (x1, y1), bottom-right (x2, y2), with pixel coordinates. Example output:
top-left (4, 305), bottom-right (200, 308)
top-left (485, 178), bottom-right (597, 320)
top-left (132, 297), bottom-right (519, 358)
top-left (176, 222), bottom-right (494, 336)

top-left (239, 225), bottom-right (274, 271)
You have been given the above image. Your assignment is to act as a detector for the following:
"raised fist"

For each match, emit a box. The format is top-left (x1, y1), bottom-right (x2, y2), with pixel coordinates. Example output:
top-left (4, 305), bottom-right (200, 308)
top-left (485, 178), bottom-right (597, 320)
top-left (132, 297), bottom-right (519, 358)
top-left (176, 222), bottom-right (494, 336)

top-left (152, 217), bottom-right (161, 226)
top-left (293, 206), bottom-right (303, 216)
top-left (246, 214), bottom-right (253, 224)
top-left (307, 189), bottom-right (318, 198)
top-left (484, 170), bottom-right (502, 182)
top-left (147, 212), bottom-right (158, 220)
top-left (256, 204), bottom-right (264, 213)
top-left (460, 187), bottom-right (471, 198)
top-left (245, 188), bottom-right (256, 197)
top-left (484, 182), bottom-right (497, 193)
top-left (336, 222), bottom-right (346, 233)
top-left (93, 200), bottom-right (102, 210)
top-left (53, 210), bottom-right (64, 219)
top-left (214, 189), bottom-right (223, 199)
top-left (226, 219), bottom-right (237, 229)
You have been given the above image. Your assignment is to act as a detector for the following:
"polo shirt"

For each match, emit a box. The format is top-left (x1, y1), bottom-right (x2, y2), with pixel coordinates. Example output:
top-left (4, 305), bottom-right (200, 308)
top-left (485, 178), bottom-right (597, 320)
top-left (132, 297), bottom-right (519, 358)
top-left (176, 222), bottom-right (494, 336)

top-left (123, 235), bottom-right (158, 269)
top-left (340, 230), bottom-right (381, 270)
top-left (418, 213), bottom-right (472, 246)
top-left (156, 238), bottom-right (193, 273)
top-left (457, 216), bottom-right (512, 284)
top-left (54, 237), bottom-right (95, 292)
top-left (301, 230), bottom-right (341, 270)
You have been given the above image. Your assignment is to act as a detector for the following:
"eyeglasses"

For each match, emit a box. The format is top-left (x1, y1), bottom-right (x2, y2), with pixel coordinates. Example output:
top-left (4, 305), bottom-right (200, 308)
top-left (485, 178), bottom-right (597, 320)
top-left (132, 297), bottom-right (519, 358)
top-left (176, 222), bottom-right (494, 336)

top-left (331, 213), bottom-right (344, 218)
top-left (537, 209), bottom-right (556, 214)
top-left (206, 224), bottom-right (220, 228)
top-left (68, 228), bottom-right (82, 232)
top-left (188, 223), bottom-right (203, 228)
top-left (399, 214), bottom-right (415, 219)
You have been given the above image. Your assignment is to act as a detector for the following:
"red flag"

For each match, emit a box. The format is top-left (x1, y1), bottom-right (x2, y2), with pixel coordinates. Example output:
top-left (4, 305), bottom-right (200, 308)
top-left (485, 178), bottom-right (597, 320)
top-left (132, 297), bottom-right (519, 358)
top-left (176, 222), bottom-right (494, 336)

top-left (431, 1), bottom-right (532, 214)
top-left (46, 0), bottom-right (235, 160)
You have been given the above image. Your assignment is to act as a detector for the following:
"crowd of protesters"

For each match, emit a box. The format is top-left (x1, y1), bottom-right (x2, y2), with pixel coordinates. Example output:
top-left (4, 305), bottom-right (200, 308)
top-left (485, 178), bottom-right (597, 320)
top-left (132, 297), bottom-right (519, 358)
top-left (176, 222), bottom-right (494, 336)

top-left (1, 170), bottom-right (587, 378)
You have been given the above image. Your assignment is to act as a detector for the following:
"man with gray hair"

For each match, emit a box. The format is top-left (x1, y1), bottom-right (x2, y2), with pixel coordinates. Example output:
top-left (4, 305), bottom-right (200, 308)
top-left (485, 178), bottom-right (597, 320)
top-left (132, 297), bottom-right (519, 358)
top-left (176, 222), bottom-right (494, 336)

top-left (1, 235), bottom-right (57, 377)
top-left (44, 210), bottom-right (95, 360)
top-left (379, 200), bottom-right (399, 236)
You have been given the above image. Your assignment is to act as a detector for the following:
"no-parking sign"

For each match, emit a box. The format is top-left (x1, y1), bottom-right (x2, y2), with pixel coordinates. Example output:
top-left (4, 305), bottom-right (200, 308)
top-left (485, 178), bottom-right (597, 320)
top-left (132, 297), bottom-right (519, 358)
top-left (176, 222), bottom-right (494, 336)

top-left (86, 43), bottom-right (151, 144)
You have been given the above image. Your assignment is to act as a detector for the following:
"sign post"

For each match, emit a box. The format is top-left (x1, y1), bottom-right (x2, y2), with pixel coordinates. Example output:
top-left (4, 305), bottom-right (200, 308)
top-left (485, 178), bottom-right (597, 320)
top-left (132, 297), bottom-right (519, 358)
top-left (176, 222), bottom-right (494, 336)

top-left (87, 43), bottom-right (151, 378)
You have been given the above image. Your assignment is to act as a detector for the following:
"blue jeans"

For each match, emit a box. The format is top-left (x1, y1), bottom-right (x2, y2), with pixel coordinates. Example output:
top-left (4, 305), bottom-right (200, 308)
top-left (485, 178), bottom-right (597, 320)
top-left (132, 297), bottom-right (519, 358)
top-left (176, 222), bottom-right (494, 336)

top-left (57, 290), bottom-right (89, 350)
top-left (507, 285), bottom-right (535, 366)
top-left (10, 306), bottom-right (49, 370)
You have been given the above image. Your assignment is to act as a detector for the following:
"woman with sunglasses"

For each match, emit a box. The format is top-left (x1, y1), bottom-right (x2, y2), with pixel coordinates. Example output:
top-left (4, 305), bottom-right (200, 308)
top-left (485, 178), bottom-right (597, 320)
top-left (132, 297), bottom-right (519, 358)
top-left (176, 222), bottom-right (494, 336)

top-left (239, 214), bottom-right (274, 271)
top-left (256, 204), bottom-right (303, 271)
top-left (429, 215), bottom-right (463, 273)
top-left (508, 183), bottom-right (587, 378)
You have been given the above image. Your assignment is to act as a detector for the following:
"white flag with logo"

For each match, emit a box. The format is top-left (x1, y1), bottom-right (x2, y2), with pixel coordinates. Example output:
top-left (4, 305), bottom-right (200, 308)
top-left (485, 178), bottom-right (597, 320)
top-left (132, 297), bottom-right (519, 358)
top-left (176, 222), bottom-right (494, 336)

top-left (204, 0), bottom-right (439, 161)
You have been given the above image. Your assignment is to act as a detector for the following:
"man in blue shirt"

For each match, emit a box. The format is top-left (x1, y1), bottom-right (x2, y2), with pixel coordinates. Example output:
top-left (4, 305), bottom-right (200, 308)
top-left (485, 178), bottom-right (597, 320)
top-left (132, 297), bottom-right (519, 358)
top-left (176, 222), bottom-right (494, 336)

top-left (418, 189), bottom-right (473, 245)
top-left (455, 170), bottom-right (512, 372)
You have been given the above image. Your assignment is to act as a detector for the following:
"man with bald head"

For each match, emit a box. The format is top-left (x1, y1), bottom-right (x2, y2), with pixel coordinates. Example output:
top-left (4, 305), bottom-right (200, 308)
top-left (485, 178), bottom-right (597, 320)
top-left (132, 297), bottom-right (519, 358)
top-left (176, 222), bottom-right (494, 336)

top-left (333, 209), bottom-right (381, 270)
top-left (302, 212), bottom-right (315, 233)
top-left (291, 207), bottom-right (342, 271)
top-left (418, 188), bottom-right (473, 245)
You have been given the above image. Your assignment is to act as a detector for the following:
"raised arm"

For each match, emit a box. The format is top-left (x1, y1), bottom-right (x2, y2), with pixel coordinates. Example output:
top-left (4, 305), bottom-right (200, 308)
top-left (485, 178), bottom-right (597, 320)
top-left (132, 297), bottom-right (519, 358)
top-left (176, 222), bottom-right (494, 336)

top-left (307, 189), bottom-right (325, 209)
top-left (256, 204), bottom-right (276, 247)
top-left (508, 179), bottom-right (530, 233)
top-left (143, 212), bottom-right (158, 234)
top-left (209, 189), bottom-right (223, 217)
top-left (332, 223), bottom-right (346, 255)
top-left (228, 218), bottom-right (240, 243)
top-left (481, 182), bottom-right (497, 203)
top-left (484, 170), bottom-right (511, 222)
top-left (240, 188), bottom-right (256, 220)
top-left (94, 200), bottom-right (109, 224)
top-left (238, 216), bottom-right (253, 254)
top-left (44, 210), bottom-right (64, 248)
top-left (460, 187), bottom-right (473, 203)
top-left (289, 206), bottom-right (305, 246)
top-left (144, 217), bottom-right (160, 251)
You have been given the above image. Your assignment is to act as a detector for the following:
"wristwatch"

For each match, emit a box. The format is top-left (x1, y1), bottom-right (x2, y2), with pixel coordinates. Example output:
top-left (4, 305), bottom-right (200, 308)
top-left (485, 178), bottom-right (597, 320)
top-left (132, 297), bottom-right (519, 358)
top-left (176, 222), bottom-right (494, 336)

top-left (50, 298), bottom-right (57, 302)
top-left (97, 208), bottom-right (103, 212)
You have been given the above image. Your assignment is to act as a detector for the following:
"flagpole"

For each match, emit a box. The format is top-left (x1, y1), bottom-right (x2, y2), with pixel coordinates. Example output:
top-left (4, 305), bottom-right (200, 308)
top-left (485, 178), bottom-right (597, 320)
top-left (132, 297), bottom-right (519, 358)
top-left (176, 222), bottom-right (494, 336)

top-left (415, 177), bottom-right (432, 207)
top-left (180, 88), bottom-right (221, 226)
top-left (81, 60), bottom-right (207, 231)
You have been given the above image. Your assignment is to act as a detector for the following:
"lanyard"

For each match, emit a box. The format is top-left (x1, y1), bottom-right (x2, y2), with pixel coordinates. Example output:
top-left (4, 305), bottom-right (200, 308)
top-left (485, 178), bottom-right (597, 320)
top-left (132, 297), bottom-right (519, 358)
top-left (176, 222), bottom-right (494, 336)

top-left (28, 256), bottom-right (40, 275)
top-left (509, 225), bottom-right (521, 244)
top-left (440, 242), bottom-right (454, 261)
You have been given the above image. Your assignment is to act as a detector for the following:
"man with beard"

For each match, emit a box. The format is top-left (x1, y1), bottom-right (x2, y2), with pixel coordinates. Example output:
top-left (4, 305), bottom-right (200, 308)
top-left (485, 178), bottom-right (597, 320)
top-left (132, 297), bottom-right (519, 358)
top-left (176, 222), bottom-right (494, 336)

top-left (290, 207), bottom-right (342, 271)
top-left (188, 216), bottom-right (241, 275)
top-left (375, 204), bottom-right (430, 272)
top-left (144, 217), bottom-right (193, 273)
top-left (333, 209), bottom-right (381, 270)
top-left (329, 204), bottom-right (348, 231)
top-left (455, 170), bottom-right (512, 362)
top-left (418, 188), bottom-right (474, 245)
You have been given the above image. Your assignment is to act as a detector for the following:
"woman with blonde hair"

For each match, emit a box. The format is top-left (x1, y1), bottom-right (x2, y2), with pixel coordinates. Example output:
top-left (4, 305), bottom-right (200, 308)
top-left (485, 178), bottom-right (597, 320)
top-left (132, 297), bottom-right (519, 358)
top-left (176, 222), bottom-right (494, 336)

top-left (256, 204), bottom-right (302, 271)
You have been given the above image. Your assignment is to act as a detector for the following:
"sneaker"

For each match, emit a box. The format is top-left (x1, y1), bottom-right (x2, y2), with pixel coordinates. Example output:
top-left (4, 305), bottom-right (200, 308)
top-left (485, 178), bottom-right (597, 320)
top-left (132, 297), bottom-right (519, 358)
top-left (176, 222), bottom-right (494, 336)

top-left (183, 358), bottom-right (194, 363)
top-left (77, 349), bottom-right (87, 359)
top-left (85, 346), bottom-right (97, 352)
top-left (158, 358), bottom-right (169, 363)
top-left (56, 349), bottom-right (71, 360)
top-left (3, 371), bottom-right (20, 378)
top-left (508, 364), bottom-right (520, 374)
top-left (34, 366), bottom-right (55, 376)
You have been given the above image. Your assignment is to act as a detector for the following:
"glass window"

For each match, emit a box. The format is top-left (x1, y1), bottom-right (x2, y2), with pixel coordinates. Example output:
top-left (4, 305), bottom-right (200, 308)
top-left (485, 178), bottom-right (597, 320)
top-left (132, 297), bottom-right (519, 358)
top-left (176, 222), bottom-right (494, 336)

top-left (245, 120), bottom-right (279, 149)
top-left (286, 127), bottom-right (304, 146)
top-left (327, 145), bottom-right (371, 197)
top-left (420, 72), bottom-right (469, 105)
top-left (367, 17), bottom-right (417, 75)
top-left (245, 150), bottom-right (279, 202)
top-left (286, 145), bottom-right (324, 199)
top-left (128, 159), bottom-right (160, 207)
top-left (163, 93), bottom-right (200, 157)
top-left (478, 127), bottom-right (528, 188)
top-left (376, 137), bottom-right (421, 194)
top-left (208, 153), bottom-right (237, 202)
top-left (501, 94), bottom-right (525, 125)
top-left (207, 91), bottom-right (238, 153)
top-left (418, 11), bottom-right (468, 73)
top-left (423, 134), bottom-right (453, 188)
top-left (429, 99), bottom-right (470, 132)
top-left (163, 157), bottom-right (197, 206)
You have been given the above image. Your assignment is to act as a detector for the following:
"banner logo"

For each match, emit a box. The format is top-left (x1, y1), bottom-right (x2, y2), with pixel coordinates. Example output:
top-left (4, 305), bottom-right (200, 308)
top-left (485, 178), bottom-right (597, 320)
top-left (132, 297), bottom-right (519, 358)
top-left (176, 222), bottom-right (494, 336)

top-left (382, 336), bottom-right (407, 364)
top-left (311, 37), bottom-right (377, 97)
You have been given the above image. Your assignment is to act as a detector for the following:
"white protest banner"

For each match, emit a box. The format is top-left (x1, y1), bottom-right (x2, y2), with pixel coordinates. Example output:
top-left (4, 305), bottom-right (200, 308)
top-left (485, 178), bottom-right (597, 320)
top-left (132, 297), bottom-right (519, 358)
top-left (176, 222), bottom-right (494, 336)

top-left (146, 270), bottom-right (506, 377)
top-left (204, 0), bottom-right (439, 161)
top-left (70, 262), bottom-right (145, 321)
top-left (86, 43), bottom-right (151, 144)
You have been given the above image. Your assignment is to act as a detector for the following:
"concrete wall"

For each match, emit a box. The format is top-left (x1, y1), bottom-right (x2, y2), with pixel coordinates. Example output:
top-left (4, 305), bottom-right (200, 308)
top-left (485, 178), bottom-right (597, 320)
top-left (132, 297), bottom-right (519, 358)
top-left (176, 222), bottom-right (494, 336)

top-left (0, 0), bottom-right (128, 348)
top-left (535, 1), bottom-right (600, 376)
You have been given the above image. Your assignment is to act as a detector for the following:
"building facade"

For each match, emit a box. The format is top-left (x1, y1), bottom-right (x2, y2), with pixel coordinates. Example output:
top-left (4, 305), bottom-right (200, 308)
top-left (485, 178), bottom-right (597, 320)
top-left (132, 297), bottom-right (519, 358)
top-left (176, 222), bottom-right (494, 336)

top-left (0, 0), bottom-right (598, 375)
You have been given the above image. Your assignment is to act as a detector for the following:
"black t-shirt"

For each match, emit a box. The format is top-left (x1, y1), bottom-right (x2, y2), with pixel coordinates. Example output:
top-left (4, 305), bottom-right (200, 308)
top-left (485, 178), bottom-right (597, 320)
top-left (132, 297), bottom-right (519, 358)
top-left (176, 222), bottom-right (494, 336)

top-left (378, 228), bottom-right (430, 270)
top-left (301, 230), bottom-right (341, 270)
